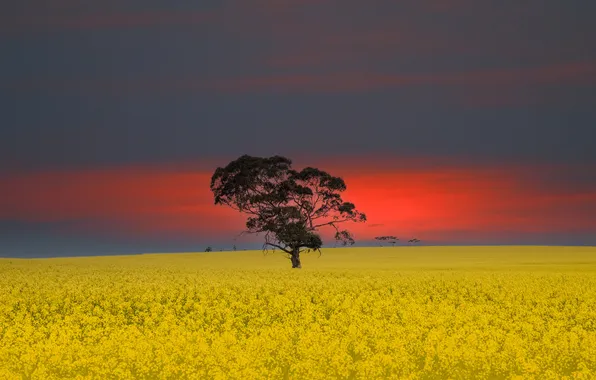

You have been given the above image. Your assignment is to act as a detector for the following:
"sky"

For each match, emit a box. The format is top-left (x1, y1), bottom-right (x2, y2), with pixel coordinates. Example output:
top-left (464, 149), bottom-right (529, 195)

top-left (1, 0), bottom-right (595, 257)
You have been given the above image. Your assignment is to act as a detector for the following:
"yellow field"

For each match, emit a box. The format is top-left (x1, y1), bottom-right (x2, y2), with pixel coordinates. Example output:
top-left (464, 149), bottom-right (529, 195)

top-left (1, 246), bottom-right (596, 379)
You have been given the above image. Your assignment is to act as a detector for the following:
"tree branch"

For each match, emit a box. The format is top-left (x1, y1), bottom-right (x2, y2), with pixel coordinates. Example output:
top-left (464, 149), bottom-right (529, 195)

top-left (264, 242), bottom-right (292, 254)
top-left (262, 230), bottom-right (293, 254)
top-left (310, 218), bottom-right (352, 230)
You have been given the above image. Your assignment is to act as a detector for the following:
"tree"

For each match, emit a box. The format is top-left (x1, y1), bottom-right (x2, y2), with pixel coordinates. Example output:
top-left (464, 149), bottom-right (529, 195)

top-left (375, 236), bottom-right (399, 247)
top-left (210, 155), bottom-right (366, 268)
top-left (408, 238), bottom-right (420, 245)
top-left (204, 246), bottom-right (213, 252)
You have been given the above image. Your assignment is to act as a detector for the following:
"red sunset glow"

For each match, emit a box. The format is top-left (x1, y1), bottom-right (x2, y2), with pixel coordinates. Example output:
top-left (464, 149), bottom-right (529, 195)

top-left (1, 160), bottom-right (594, 243)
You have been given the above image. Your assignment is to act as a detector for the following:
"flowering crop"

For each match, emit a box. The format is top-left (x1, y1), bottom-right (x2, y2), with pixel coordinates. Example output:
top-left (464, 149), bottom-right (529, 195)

top-left (1, 247), bottom-right (595, 379)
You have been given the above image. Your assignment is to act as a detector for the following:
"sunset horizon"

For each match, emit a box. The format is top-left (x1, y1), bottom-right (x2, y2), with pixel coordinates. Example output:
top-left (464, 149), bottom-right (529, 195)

top-left (2, 154), bottom-right (595, 257)
top-left (1, 0), bottom-right (595, 256)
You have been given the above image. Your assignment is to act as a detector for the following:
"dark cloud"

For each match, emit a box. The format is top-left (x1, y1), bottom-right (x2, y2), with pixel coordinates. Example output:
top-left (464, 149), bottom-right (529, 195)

top-left (2, 89), bottom-right (595, 171)
top-left (1, 0), bottom-right (595, 171)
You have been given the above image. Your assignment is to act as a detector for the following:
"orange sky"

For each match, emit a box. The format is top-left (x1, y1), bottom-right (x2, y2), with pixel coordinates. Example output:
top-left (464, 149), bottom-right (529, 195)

top-left (1, 160), bottom-right (595, 244)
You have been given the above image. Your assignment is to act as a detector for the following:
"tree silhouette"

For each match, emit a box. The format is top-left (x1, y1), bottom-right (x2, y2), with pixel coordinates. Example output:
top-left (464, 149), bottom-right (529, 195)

top-left (210, 155), bottom-right (366, 268)
top-left (204, 246), bottom-right (213, 252)
top-left (374, 236), bottom-right (399, 247)
top-left (408, 238), bottom-right (421, 245)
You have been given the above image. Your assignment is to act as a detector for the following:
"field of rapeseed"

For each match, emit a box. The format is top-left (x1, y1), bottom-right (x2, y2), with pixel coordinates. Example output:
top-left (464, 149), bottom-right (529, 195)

top-left (1, 246), bottom-right (595, 379)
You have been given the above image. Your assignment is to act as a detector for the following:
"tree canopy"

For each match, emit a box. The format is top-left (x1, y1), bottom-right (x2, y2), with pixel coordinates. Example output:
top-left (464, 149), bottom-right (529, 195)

top-left (210, 155), bottom-right (366, 268)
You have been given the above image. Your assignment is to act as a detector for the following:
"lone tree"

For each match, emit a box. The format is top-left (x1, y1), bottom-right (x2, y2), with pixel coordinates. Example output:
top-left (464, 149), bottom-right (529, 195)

top-left (375, 236), bottom-right (399, 247)
top-left (210, 155), bottom-right (366, 268)
top-left (204, 246), bottom-right (213, 252)
top-left (408, 238), bottom-right (421, 245)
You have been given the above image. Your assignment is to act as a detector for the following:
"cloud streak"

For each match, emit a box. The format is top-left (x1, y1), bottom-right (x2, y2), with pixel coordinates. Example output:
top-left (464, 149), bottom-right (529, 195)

top-left (212, 61), bottom-right (596, 93)
top-left (8, 61), bottom-right (595, 95)
top-left (8, 61), bottom-right (594, 110)
top-left (1, 10), bottom-right (213, 34)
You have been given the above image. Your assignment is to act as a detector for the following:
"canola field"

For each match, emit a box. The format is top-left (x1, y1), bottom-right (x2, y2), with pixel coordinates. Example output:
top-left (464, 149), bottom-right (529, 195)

top-left (1, 246), bottom-right (596, 379)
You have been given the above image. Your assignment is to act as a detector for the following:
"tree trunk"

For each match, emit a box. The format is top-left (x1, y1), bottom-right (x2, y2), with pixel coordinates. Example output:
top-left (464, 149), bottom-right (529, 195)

top-left (290, 248), bottom-right (302, 269)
